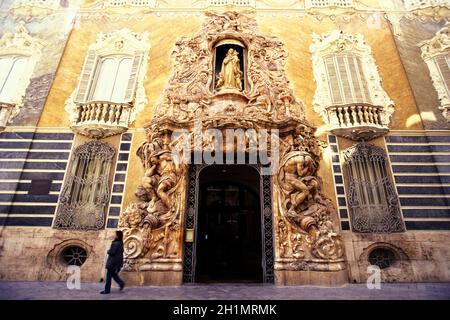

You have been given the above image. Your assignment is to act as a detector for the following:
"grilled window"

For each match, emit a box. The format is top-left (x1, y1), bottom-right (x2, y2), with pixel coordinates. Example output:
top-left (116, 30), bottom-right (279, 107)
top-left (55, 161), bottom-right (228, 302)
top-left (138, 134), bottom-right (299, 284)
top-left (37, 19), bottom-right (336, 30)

top-left (54, 140), bottom-right (116, 230)
top-left (343, 143), bottom-right (405, 233)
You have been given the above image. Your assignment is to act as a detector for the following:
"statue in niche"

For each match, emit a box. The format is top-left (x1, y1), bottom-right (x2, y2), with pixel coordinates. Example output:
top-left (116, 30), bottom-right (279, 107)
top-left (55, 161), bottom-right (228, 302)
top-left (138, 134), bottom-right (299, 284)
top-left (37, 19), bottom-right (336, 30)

top-left (216, 48), bottom-right (242, 91)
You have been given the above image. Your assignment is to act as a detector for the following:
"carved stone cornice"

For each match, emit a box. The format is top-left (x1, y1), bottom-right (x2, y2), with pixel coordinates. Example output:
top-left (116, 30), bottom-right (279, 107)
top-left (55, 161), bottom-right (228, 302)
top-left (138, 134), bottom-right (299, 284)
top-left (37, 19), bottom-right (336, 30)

top-left (404, 0), bottom-right (450, 19)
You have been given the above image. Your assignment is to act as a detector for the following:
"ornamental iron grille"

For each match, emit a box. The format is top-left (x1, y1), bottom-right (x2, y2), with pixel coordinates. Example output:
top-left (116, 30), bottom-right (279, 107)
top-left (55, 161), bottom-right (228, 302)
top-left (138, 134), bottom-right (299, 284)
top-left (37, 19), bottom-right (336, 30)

top-left (343, 142), bottom-right (405, 233)
top-left (182, 164), bottom-right (275, 283)
top-left (54, 140), bottom-right (116, 230)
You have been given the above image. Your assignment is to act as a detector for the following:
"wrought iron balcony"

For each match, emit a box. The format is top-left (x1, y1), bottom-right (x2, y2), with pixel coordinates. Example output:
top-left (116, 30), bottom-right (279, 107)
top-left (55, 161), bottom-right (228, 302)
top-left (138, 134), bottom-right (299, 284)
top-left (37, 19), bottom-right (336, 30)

top-left (325, 103), bottom-right (389, 141)
top-left (70, 101), bottom-right (133, 139)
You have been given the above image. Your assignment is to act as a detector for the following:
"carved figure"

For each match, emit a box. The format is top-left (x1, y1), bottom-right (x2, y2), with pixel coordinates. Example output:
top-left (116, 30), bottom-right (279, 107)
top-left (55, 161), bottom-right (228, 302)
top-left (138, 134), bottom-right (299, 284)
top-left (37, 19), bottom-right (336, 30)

top-left (216, 48), bottom-right (242, 91)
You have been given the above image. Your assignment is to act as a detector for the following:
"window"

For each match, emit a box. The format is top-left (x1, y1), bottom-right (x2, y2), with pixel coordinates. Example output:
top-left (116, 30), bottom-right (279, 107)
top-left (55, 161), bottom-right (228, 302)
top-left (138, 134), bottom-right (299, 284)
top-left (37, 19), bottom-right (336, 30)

top-left (54, 140), bottom-right (116, 231)
top-left (368, 247), bottom-right (396, 269)
top-left (420, 27), bottom-right (450, 120)
top-left (0, 56), bottom-right (28, 103)
top-left (0, 25), bottom-right (42, 129)
top-left (323, 54), bottom-right (371, 105)
top-left (343, 142), bottom-right (405, 233)
top-left (91, 56), bottom-right (133, 102)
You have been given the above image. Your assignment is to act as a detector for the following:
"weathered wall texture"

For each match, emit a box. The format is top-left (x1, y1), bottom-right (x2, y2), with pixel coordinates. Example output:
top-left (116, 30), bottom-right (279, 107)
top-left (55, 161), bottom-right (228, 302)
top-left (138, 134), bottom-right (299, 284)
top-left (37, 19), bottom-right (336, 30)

top-left (390, 17), bottom-right (450, 130)
top-left (0, 1), bottom-right (449, 286)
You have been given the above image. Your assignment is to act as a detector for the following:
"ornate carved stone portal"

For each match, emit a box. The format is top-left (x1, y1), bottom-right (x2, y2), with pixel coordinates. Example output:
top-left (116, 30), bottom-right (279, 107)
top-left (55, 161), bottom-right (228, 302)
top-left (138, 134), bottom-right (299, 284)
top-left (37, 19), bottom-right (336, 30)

top-left (118, 11), bottom-right (346, 285)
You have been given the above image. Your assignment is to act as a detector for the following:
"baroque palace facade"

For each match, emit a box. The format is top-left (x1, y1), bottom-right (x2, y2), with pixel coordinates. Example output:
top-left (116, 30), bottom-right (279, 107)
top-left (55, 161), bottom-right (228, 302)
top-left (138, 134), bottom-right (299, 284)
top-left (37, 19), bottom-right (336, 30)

top-left (0, 0), bottom-right (449, 286)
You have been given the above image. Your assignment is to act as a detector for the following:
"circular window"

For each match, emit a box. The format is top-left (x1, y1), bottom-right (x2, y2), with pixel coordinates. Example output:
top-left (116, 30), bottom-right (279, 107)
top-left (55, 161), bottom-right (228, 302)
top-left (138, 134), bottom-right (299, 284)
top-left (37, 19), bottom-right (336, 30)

top-left (61, 246), bottom-right (87, 266)
top-left (368, 248), bottom-right (396, 269)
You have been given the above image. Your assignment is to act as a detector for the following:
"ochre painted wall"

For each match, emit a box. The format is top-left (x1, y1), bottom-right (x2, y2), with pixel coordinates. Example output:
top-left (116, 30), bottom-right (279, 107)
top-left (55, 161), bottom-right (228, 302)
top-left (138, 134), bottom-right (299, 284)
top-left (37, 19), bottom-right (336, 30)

top-left (38, 12), bottom-right (422, 131)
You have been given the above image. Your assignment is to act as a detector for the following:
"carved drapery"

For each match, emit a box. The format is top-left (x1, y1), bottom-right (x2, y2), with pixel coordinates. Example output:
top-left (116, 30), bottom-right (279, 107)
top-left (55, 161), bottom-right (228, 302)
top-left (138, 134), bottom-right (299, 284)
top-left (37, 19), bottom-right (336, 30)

top-left (420, 26), bottom-right (450, 121)
top-left (343, 142), bottom-right (405, 233)
top-left (54, 140), bottom-right (116, 231)
top-left (118, 12), bottom-right (346, 278)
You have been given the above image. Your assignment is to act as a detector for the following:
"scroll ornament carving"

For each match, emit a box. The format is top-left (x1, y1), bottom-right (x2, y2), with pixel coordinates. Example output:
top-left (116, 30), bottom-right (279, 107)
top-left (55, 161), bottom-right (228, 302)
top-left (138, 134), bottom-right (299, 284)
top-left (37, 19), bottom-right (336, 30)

top-left (152, 11), bottom-right (305, 127)
top-left (275, 125), bottom-right (345, 270)
top-left (9, 0), bottom-right (61, 22)
top-left (119, 125), bottom-right (186, 270)
top-left (0, 24), bottom-right (43, 123)
top-left (420, 26), bottom-right (450, 121)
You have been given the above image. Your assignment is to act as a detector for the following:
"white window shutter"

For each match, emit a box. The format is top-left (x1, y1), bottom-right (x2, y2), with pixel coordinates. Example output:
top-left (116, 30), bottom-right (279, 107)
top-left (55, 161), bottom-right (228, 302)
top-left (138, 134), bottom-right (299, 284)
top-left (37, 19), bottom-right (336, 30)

top-left (123, 53), bottom-right (143, 103)
top-left (324, 55), bottom-right (343, 105)
top-left (435, 55), bottom-right (450, 95)
top-left (75, 50), bottom-right (97, 103)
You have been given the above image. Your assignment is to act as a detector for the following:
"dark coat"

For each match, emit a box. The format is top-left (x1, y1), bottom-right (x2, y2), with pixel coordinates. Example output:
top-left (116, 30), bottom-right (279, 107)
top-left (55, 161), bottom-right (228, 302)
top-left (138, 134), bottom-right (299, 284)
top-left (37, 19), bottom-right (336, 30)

top-left (105, 240), bottom-right (124, 271)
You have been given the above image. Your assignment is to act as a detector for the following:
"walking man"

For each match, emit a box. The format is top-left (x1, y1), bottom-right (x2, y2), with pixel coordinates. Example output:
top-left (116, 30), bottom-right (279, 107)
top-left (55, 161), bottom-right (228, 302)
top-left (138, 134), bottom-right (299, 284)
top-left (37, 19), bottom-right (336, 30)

top-left (100, 230), bottom-right (125, 294)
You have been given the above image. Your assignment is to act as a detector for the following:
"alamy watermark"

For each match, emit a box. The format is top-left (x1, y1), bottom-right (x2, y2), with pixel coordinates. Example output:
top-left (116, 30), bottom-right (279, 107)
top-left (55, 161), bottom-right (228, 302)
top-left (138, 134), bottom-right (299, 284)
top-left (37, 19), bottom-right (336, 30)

top-left (366, 265), bottom-right (381, 290)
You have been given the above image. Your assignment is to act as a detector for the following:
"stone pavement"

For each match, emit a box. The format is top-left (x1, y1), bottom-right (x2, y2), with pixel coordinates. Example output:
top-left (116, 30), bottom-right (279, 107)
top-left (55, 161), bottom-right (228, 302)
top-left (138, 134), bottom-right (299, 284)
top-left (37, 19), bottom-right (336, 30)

top-left (0, 281), bottom-right (449, 300)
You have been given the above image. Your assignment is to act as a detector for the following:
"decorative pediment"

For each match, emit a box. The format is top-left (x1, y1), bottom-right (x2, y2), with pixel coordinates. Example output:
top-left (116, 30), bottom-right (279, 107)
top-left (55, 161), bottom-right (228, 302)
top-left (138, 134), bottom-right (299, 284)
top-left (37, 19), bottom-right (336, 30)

top-left (310, 30), bottom-right (371, 57)
top-left (420, 26), bottom-right (450, 60)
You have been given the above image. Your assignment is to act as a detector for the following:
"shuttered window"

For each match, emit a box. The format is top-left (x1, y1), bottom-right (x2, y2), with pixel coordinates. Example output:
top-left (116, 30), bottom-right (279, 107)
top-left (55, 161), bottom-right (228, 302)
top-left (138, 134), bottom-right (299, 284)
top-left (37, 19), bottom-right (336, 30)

top-left (75, 52), bottom-right (142, 103)
top-left (91, 56), bottom-right (133, 102)
top-left (0, 56), bottom-right (28, 102)
top-left (324, 54), bottom-right (371, 105)
top-left (434, 54), bottom-right (450, 97)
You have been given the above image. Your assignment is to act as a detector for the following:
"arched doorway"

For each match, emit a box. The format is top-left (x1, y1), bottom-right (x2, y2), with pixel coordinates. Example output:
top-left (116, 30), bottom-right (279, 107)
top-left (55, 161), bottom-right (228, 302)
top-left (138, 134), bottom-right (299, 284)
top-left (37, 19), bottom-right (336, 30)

top-left (196, 165), bottom-right (262, 283)
top-left (183, 164), bottom-right (275, 284)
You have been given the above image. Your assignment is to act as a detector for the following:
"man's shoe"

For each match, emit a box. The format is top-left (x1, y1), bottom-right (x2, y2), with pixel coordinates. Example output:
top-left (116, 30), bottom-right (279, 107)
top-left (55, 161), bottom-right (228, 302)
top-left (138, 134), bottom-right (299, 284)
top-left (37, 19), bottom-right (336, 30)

top-left (100, 291), bottom-right (110, 294)
top-left (120, 283), bottom-right (125, 291)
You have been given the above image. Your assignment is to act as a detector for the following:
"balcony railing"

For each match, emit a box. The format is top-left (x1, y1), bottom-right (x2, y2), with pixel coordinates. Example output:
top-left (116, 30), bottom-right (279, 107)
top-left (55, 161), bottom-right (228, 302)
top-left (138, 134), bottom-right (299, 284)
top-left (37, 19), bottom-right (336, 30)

top-left (305, 0), bottom-right (354, 9)
top-left (71, 101), bottom-right (133, 138)
top-left (326, 103), bottom-right (389, 140)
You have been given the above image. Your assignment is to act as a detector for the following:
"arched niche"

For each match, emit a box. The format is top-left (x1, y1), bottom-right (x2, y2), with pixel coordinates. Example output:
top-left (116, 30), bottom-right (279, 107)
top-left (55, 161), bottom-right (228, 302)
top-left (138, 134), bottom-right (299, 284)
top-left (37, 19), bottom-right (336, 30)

top-left (213, 39), bottom-right (247, 93)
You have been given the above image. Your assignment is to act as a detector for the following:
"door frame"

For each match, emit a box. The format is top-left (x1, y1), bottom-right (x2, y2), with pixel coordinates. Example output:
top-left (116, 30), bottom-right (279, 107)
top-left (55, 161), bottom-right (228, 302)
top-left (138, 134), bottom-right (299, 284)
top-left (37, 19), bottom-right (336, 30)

top-left (182, 164), bottom-right (275, 283)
